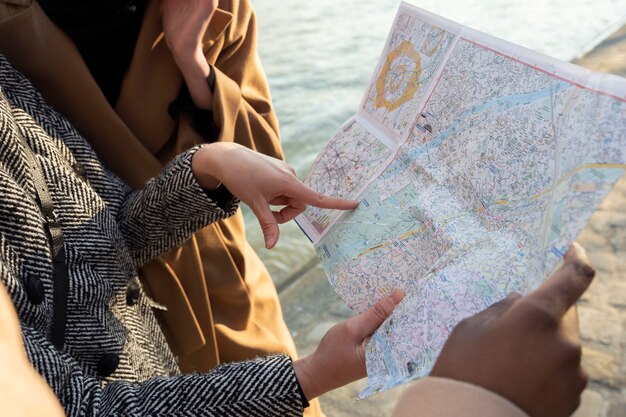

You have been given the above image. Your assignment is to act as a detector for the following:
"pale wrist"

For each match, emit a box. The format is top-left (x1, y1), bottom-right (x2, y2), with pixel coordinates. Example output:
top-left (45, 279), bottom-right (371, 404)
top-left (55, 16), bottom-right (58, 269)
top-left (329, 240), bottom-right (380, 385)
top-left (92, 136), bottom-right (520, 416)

top-left (293, 355), bottom-right (319, 401)
top-left (172, 45), bottom-right (205, 70)
top-left (191, 144), bottom-right (222, 190)
top-left (175, 49), bottom-right (213, 110)
top-left (293, 352), bottom-right (335, 401)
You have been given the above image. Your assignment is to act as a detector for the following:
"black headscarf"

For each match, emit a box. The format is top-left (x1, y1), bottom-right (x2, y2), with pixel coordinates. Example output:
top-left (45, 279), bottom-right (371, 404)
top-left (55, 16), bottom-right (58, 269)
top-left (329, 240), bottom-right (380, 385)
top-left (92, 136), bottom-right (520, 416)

top-left (38, 0), bottom-right (149, 105)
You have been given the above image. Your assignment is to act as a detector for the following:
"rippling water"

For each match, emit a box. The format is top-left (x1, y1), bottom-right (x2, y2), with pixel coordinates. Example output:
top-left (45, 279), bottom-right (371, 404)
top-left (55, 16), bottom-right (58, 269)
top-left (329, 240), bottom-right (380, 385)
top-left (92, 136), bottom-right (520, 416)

top-left (243, 0), bottom-right (626, 285)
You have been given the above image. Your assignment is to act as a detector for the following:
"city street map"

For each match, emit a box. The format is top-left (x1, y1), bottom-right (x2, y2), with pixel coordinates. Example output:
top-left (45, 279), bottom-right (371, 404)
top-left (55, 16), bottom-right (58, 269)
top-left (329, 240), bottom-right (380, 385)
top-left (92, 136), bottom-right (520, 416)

top-left (295, 2), bottom-right (626, 397)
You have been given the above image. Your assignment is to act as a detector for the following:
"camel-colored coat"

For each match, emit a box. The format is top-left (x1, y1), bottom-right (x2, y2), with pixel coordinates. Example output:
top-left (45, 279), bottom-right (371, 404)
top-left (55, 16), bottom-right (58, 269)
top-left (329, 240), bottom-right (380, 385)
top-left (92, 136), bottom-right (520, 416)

top-left (0, 2), bottom-right (323, 414)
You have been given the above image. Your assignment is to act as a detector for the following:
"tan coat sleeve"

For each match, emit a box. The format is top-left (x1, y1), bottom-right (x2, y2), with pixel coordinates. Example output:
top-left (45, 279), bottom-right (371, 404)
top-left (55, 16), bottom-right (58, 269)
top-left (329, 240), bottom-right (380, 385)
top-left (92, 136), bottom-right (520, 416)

top-left (392, 377), bottom-right (529, 417)
top-left (208, 0), bottom-right (283, 160)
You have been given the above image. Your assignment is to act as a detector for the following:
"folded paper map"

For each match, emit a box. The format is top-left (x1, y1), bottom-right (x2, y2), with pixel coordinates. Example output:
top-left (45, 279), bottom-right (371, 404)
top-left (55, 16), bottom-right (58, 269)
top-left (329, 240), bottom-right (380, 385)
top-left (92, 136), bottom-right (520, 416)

top-left (295, 1), bottom-right (626, 397)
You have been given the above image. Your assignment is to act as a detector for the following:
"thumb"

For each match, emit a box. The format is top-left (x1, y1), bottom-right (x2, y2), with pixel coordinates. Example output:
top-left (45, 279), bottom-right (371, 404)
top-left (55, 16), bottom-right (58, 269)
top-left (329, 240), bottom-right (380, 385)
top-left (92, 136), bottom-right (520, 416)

top-left (350, 290), bottom-right (405, 339)
top-left (251, 200), bottom-right (280, 249)
top-left (527, 242), bottom-right (595, 319)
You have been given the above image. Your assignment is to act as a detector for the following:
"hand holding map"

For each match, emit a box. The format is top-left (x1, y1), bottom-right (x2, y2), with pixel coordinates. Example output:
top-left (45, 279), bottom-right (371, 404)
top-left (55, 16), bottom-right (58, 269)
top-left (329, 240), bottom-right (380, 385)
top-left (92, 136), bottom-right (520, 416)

top-left (431, 243), bottom-right (593, 417)
top-left (296, 1), bottom-right (626, 396)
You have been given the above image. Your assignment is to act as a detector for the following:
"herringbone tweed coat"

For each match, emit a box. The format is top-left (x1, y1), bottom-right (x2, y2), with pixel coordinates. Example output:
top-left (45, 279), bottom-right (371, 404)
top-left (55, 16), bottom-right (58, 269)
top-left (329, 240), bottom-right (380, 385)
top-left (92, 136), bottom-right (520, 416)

top-left (0, 55), bottom-right (305, 416)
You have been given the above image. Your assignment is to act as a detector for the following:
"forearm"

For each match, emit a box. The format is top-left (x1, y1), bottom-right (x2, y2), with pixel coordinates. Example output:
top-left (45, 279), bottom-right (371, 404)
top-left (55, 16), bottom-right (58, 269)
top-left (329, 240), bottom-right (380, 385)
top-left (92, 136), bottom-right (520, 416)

top-left (97, 355), bottom-right (306, 416)
top-left (173, 47), bottom-right (213, 111)
top-left (391, 377), bottom-right (529, 417)
top-left (23, 326), bottom-right (306, 417)
top-left (118, 146), bottom-right (237, 265)
top-left (162, 0), bottom-right (217, 111)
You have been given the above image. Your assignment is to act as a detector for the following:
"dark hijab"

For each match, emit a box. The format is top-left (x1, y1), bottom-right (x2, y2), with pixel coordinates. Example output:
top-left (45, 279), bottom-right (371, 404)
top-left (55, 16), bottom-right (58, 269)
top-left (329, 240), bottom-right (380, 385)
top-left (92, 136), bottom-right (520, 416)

top-left (38, 0), bottom-right (148, 104)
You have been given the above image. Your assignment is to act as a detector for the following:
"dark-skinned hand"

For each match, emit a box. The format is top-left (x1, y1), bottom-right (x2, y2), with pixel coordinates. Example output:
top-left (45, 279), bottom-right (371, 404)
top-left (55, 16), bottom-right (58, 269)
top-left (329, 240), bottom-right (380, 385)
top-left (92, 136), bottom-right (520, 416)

top-left (431, 242), bottom-right (594, 417)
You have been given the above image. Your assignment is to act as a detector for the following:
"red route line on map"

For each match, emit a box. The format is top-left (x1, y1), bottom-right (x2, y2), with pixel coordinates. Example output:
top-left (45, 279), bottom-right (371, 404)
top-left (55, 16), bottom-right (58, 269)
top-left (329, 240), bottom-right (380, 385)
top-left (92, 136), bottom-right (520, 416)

top-left (406, 36), bottom-right (626, 147)
top-left (462, 38), bottom-right (626, 103)
top-left (317, 36), bottom-right (623, 239)
top-left (398, 35), bottom-right (626, 165)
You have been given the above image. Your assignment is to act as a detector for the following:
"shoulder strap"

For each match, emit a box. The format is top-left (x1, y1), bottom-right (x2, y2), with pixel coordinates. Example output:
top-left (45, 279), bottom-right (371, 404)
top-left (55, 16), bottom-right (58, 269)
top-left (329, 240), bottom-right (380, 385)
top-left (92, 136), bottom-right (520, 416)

top-left (13, 114), bottom-right (69, 350)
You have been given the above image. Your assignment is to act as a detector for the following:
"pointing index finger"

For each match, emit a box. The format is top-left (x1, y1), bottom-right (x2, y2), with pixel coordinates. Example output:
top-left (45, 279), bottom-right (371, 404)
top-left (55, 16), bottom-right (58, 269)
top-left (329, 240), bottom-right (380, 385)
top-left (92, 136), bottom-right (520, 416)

top-left (292, 182), bottom-right (359, 210)
top-left (526, 243), bottom-right (595, 319)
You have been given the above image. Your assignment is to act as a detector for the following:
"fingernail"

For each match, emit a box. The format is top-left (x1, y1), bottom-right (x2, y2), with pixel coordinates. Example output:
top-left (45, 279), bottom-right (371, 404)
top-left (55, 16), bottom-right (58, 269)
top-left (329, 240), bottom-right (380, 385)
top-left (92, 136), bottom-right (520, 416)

top-left (389, 289), bottom-right (405, 305)
top-left (265, 234), bottom-right (275, 248)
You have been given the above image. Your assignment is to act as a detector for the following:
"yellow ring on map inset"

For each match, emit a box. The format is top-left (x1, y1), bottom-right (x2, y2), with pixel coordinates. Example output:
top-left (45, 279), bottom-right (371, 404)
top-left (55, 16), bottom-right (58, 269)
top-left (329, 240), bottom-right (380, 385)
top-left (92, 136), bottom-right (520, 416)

top-left (375, 40), bottom-right (421, 111)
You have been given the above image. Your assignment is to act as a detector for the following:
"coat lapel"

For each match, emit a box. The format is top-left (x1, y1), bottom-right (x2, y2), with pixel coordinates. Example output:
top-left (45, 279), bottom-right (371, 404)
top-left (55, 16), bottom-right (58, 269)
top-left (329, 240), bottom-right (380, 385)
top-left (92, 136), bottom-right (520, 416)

top-left (115, 0), bottom-right (233, 158)
top-left (0, 0), bottom-right (164, 189)
top-left (0, 0), bottom-right (234, 362)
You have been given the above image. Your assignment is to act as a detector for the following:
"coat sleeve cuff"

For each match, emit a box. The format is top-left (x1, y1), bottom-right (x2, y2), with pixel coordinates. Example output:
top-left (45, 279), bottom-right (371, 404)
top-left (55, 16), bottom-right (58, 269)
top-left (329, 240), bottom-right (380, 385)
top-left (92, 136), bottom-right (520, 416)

top-left (179, 144), bottom-right (236, 212)
top-left (391, 377), bottom-right (529, 417)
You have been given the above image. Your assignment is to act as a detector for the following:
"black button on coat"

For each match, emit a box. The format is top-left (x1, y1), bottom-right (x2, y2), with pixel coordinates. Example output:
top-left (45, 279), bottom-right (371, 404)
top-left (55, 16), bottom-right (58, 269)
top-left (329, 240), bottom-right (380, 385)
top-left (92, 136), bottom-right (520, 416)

top-left (24, 273), bottom-right (45, 305)
top-left (97, 353), bottom-right (120, 378)
top-left (126, 282), bottom-right (141, 306)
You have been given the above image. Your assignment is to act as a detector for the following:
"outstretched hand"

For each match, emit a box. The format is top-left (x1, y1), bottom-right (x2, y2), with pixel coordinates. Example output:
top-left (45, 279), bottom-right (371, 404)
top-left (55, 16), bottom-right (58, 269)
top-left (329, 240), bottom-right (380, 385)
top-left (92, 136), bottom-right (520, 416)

top-left (192, 143), bottom-right (359, 248)
top-left (430, 242), bottom-right (594, 417)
